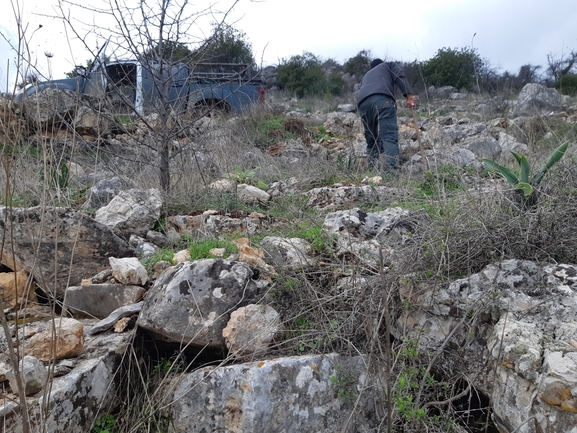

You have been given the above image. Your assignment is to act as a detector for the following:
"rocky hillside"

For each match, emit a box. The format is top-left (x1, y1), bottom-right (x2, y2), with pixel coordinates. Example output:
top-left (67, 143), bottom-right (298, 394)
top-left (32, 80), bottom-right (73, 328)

top-left (1, 83), bottom-right (576, 433)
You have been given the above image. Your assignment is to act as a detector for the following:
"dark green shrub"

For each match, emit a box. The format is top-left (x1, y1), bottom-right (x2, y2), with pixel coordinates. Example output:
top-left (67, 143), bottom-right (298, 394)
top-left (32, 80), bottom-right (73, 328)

top-left (276, 52), bottom-right (342, 97)
top-left (555, 74), bottom-right (577, 96)
top-left (344, 50), bottom-right (371, 77)
top-left (144, 40), bottom-right (194, 62)
top-left (193, 24), bottom-right (255, 66)
top-left (327, 72), bottom-right (345, 94)
top-left (420, 47), bottom-right (484, 91)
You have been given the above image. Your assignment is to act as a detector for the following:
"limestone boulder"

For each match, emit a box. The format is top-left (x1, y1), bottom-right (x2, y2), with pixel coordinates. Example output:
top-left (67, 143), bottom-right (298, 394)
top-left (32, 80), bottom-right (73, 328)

top-left (0, 357), bottom-right (10, 382)
top-left (322, 112), bottom-right (360, 136)
top-left (73, 104), bottom-right (112, 136)
top-left (408, 147), bottom-right (481, 173)
top-left (464, 136), bottom-right (501, 159)
top-left (20, 88), bottom-right (79, 129)
top-left (23, 318), bottom-right (84, 361)
top-left (1, 331), bottom-right (132, 433)
top-left (267, 177), bottom-right (305, 198)
top-left (138, 259), bottom-right (266, 348)
top-left (232, 238), bottom-right (274, 273)
top-left (443, 122), bottom-right (487, 144)
top-left (498, 131), bottom-right (529, 154)
top-left (0, 271), bottom-right (36, 307)
top-left (538, 347), bottom-right (577, 413)
top-left (236, 183), bottom-right (271, 204)
top-left (305, 183), bottom-right (406, 211)
top-left (0, 207), bottom-right (134, 298)
top-left (129, 234), bottom-right (159, 258)
top-left (422, 126), bottom-right (452, 148)
top-left (337, 103), bottom-right (356, 113)
top-left (88, 302), bottom-right (143, 335)
top-left (222, 304), bottom-right (282, 358)
top-left (167, 212), bottom-right (265, 238)
top-left (82, 175), bottom-right (134, 209)
top-left (6, 355), bottom-right (48, 396)
top-left (0, 97), bottom-right (28, 140)
top-left (95, 188), bottom-right (163, 238)
top-left (451, 92), bottom-right (468, 100)
top-left (109, 257), bottom-right (148, 286)
top-left (487, 318), bottom-right (577, 433)
top-left (152, 261), bottom-right (171, 279)
top-left (398, 259), bottom-right (577, 433)
top-left (260, 236), bottom-right (315, 268)
top-left (321, 207), bottom-right (427, 268)
top-left (207, 178), bottom-right (236, 192)
top-left (169, 354), bottom-right (381, 433)
top-left (513, 83), bottom-right (563, 116)
top-left (145, 230), bottom-right (170, 247)
top-left (428, 85), bottom-right (456, 99)
top-left (322, 207), bottom-right (409, 239)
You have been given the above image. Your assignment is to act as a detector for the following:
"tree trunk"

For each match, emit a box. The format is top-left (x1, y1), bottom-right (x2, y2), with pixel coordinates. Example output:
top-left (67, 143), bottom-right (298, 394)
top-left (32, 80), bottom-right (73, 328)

top-left (159, 139), bottom-right (170, 194)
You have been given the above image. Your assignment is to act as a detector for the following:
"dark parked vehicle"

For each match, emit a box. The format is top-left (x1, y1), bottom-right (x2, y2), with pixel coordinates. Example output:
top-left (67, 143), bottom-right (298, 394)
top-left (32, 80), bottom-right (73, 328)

top-left (15, 42), bottom-right (265, 115)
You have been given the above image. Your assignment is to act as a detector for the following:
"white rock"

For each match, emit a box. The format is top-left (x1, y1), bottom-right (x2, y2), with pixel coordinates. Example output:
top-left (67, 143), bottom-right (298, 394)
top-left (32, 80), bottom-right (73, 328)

top-left (222, 304), bottom-right (282, 358)
top-left (109, 257), bottom-right (148, 286)
top-left (7, 355), bottom-right (48, 396)
top-left (236, 183), bottom-right (271, 204)
top-left (173, 249), bottom-right (191, 264)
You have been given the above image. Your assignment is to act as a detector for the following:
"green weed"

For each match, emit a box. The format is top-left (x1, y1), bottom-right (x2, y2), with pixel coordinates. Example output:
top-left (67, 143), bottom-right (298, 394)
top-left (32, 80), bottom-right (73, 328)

top-left (418, 165), bottom-right (465, 197)
top-left (330, 365), bottom-right (358, 404)
top-left (140, 248), bottom-right (176, 274)
top-left (41, 163), bottom-right (70, 191)
top-left (287, 223), bottom-right (335, 255)
top-left (225, 165), bottom-right (268, 189)
top-left (311, 124), bottom-right (333, 142)
top-left (188, 239), bottom-right (238, 260)
top-left (93, 414), bottom-right (116, 433)
top-left (255, 115), bottom-right (297, 146)
top-left (152, 358), bottom-right (183, 376)
top-left (114, 115), bottom-right (134, 126)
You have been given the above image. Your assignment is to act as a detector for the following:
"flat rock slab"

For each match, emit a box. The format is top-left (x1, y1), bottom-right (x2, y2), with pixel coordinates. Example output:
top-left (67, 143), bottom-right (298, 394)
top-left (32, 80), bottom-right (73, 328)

top-left (64, 284), bottom-right (146, 319)
top-left (169, 353), bottom-right (380, 433)
top-left (0, 206), bottom-right (133, 298)
top-left (88, 302), bottom-right (143, 335)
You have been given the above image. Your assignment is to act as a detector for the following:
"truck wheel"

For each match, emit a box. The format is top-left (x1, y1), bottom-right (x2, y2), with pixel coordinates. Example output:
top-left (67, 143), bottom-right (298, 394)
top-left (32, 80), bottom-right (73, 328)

top-left (195, 99), bottom-right (230, 118)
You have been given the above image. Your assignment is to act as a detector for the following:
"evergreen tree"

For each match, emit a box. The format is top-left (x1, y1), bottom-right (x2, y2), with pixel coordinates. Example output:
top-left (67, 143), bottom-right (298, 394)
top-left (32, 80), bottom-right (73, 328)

top-left (420, 47), bottom-right (484, 91)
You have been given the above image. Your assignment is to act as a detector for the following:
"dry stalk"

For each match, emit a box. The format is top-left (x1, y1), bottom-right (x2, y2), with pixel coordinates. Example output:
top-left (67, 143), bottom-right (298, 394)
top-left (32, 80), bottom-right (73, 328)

top-left (378, 248), bottom-right (394, 433)
top-left (0, 135), bottom-right (31, 433)
top-left (411, 107), bottom-right (428, 171)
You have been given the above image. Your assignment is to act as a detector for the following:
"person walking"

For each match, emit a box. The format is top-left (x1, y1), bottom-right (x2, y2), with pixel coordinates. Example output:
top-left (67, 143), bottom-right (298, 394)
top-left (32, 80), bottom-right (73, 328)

top-left (357, 59), bottom-right (417, 171)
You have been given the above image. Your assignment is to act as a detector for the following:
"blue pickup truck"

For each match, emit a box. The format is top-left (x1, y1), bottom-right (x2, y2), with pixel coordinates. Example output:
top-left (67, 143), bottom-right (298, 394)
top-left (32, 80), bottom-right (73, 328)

top-left (15, 42), bottom-right (265, 115)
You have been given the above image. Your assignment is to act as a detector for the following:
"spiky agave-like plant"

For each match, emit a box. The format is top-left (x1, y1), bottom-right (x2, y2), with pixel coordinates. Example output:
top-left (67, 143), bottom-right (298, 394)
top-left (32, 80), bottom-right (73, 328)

top-left (482, 141), bottom-right (569, 204)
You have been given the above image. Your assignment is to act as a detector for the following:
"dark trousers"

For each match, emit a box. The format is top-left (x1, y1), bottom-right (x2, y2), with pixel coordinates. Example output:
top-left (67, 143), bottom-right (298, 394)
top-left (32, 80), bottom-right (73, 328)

top-left (358, 94), bottom-right (399, 170)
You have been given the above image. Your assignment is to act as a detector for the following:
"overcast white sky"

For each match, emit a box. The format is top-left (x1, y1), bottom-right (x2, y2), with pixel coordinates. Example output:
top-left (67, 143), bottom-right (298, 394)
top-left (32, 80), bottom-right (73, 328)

top-left (1, 0), bottom-right (576, 92)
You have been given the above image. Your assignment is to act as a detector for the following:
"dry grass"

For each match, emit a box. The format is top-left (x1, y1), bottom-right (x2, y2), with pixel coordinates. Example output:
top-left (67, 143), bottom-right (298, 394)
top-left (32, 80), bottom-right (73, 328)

top-left (2, 83), bottom-right (576, 432)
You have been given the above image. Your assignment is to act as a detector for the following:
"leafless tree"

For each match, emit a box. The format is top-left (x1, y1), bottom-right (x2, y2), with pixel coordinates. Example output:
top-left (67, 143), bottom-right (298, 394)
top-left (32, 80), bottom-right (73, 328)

top-left (58, 0), bottom-right (243, 194)
top-left (516, 64), bottom-right (542, 86)
top-left (546, 50), bottom-right (577, 82)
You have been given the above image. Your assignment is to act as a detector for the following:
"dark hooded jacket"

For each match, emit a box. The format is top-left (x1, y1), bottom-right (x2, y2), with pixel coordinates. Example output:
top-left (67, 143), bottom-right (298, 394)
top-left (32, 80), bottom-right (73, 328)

top-left (356, 62), bottom-right (412, 106)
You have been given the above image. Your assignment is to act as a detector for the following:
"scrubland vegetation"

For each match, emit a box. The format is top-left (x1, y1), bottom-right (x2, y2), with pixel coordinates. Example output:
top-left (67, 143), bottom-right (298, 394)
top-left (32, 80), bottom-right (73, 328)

top-left (2, 1), bottom-right (577, 432)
